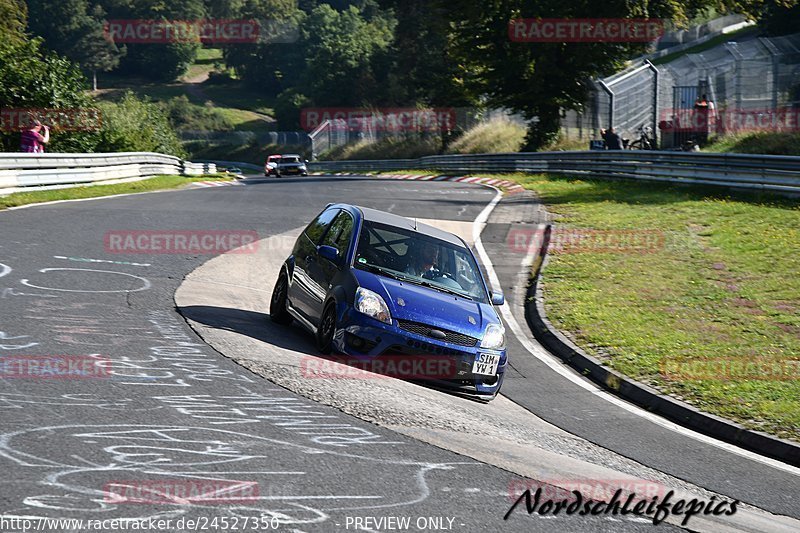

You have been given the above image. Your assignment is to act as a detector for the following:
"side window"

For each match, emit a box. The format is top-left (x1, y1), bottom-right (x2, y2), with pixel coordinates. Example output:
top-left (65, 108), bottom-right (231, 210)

top-left (322, 211), bottom-right (354, 251)
top-left (305, 209), bottom-right (339, 245)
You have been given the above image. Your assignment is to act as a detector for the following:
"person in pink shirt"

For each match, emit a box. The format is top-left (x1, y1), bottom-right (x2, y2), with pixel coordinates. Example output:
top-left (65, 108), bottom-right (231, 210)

top-left (20, 119), bottom-right (49, 153)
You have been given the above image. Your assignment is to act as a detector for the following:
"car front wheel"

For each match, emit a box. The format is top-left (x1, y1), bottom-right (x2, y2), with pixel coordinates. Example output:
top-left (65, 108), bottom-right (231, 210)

top-left (316, 301), bottom-right (336, 354)
top-left (270, 271), bottom-right (293, 325)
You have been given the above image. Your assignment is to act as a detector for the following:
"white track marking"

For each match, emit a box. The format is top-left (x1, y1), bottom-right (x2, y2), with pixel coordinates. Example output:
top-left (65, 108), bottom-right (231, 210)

top-left (20, 268), bottom-right (151, 293)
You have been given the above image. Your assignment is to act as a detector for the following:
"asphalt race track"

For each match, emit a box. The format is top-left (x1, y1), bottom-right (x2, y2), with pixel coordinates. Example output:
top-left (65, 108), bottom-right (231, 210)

top-left (0, 173), bottom-right (797, 532)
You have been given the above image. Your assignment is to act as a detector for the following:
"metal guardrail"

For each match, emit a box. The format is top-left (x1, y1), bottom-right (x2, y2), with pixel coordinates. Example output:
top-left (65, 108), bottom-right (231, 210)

top-left (308, 151), bottom-right (800, 194)
top-left (0, 152), bottom-right (216, 191)
top-left (194, 160), bottom-right (263, 172)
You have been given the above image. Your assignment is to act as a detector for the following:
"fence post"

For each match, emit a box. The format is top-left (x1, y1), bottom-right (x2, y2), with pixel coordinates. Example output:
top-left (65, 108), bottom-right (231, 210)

top-left (646, 60), bottom-right (659, 147)
top-left (598, 80), bottom-right (614, 128)
top-left (759, 38), bottom-right (781, 112)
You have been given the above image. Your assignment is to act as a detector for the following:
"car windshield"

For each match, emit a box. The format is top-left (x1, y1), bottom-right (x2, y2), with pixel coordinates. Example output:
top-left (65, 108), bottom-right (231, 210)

top-left (282, 156), bottom-right (301, 163)
top-left (354, 220), bottom-right (488, 303)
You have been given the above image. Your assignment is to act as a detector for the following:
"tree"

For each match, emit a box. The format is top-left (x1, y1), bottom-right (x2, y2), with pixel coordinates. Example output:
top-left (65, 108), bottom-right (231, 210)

top-left (95, 92), bottom-right (186, 156)
top-left (377, 0), bottom-right (478, 108)
top-left (299, 4), bottom-right (394, 106)
top-left (0, 0), bottom-right (27, 44)
top-left (223, 0), bottom-right (394, 119)
top-left (70, 6), bottom-right (125, 91)
top-left (760, 2), bottom-right (800, 35)
top-left (26, 0), bottom-right (124, 89)
top-left (0, 35), bottom-right (96, 152)
top-left (445, 0), bottom-right (780, 150)
top-left (96, 0), bottom-right (206, 81)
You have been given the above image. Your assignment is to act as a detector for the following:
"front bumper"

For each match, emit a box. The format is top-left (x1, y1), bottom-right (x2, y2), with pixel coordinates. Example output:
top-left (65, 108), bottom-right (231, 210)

top-left (280, 166), bottom-right (307, 174)
top-left (332, 307), bottom-right (507, 398)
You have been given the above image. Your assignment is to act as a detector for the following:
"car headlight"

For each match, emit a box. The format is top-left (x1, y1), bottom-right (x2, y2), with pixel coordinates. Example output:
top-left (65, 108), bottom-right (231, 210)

top-left (480, 323), bottom-right (505, 349)
top-left (355, 287), bottom-right (392, 324)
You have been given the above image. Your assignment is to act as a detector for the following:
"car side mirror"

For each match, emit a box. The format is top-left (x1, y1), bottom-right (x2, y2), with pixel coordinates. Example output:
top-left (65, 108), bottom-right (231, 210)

top-left (491, 291), bottom-right (505, 306)
top-left (318, 245), bottom-right (340, 265)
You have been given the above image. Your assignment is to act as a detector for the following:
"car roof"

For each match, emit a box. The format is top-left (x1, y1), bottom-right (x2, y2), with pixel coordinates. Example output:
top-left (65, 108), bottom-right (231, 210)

top-left (349, 205), bottom-right (465, 247)
top-left (281, 154), bottom-right (301, 157)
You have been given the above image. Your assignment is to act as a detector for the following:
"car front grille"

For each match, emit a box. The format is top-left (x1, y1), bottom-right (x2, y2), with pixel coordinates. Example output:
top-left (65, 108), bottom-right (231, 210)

top-left (397, 320), bottom-right (478, 347)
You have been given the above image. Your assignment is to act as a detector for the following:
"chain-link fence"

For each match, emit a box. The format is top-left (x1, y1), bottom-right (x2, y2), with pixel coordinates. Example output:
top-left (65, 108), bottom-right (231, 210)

top-left (561, 63), bottom-right (658, 147)
top-left (562, 31), bottom-right (800, 149)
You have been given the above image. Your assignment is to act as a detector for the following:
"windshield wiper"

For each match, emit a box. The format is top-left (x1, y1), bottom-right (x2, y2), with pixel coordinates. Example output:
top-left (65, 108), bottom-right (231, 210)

top-left (413, 279), bottom-right (474, 301)
top-left (361, 263), bottom-right (413, 282)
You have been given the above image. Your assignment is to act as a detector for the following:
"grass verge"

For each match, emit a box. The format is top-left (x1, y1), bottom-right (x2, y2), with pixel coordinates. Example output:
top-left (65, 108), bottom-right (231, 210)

top-left (379, 170), bottom-right (800, 441)
top-left (445, 117), bottom-right (525, 154)
top-left (704, 131), bottom-right (800, 156)
top-left (0, 175), bottom-right (232, 210)
top-left (511, 173), bottom-right (799, 441)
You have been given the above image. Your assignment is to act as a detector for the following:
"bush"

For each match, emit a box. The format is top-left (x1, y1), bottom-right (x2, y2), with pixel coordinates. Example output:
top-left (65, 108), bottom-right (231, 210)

top-left (274, 89), bottom-right (311, 130)
top-left (445, 117), bottom-right (526, 154)
top-left (160, 95), bottom-right (235, 132)
top-left (322, 135), bottom-right (441, 160)
top-left (94, 92), bottom-right (186, 157)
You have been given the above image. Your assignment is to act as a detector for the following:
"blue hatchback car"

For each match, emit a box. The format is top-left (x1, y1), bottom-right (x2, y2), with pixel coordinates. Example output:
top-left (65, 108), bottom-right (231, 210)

top-left (270, 204), bottom-right (508, 401)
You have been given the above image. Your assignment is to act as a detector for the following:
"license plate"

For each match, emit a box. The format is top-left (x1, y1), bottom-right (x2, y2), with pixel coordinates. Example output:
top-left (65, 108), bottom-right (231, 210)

top-left (472, 353), bottom-right (500, 376)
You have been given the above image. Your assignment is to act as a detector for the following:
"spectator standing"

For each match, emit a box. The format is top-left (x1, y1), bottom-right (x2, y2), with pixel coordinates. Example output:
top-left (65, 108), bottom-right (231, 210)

top-left (694, 94), bottom-right (710, 143)
top-left (602, 127), bottom-right (623, 150)
top-left (20, 119), bottom-right (49, 153)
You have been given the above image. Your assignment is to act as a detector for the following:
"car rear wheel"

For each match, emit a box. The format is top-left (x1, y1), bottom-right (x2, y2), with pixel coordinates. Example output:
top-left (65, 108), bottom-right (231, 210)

top-left (270, 271), bottom-right (293, 325)
top-left (316, 302), bottom-right (336, 354)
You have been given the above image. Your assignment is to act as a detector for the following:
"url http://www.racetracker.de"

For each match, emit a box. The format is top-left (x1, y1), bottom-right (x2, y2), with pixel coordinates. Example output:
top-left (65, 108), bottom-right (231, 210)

top-left (0, 515), bottom-right (286, 532)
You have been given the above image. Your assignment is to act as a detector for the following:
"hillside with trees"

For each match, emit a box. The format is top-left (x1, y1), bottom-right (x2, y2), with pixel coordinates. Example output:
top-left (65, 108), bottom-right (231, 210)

top-left (2, 0), bottom-right (797, 155)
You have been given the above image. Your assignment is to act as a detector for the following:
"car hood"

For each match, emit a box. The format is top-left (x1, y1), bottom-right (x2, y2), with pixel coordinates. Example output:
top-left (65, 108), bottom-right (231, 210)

top-left (353, 269), bottom-right (496, 338)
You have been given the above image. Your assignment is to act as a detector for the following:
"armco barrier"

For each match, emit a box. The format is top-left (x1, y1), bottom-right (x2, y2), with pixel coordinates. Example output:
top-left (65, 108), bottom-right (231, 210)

top-left (308, 151), bottom-right (800, 194)
top-left (0, 152), bottom-right (216, 191)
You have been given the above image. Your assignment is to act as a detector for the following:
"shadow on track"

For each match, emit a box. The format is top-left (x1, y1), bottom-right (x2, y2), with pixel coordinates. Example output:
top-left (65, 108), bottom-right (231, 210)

top-left (179, 304), bottom-right (320, 356)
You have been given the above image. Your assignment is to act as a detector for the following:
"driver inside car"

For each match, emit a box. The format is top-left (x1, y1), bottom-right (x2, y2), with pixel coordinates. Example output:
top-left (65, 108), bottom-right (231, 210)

top-left (405, 242), bottom-right (439, 278)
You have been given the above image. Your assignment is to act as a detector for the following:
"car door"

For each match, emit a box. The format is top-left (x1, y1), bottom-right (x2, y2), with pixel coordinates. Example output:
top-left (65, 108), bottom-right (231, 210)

top-left (290, 208), bottom-right (339, 319)
top-left (308, 210), bottom-right (355, 325)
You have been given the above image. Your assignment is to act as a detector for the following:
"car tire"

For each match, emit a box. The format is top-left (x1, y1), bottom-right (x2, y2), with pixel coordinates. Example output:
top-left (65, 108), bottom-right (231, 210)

top-left (270, 271), bottom-right (293, 325)
top-left (316, 301), bottom-right (336, 354)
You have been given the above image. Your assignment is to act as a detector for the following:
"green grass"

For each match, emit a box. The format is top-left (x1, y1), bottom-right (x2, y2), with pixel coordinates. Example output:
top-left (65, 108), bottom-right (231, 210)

top-left (445, 118), bottom-right (526, 154)
top-left (372, 169), bottom-right (800, 441)
top-left (543, 135), bottom-right (590, 152)
top-left (705, 131), bottom-right (800, 156)
top-left (322, 136), bottom-right (443, 161)
top-left (0, 175), bottom-right (232, 210)
top-left (196, 48), bottom-right (223, 63)
top-left (200, 81), bottom-right (275, 116)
